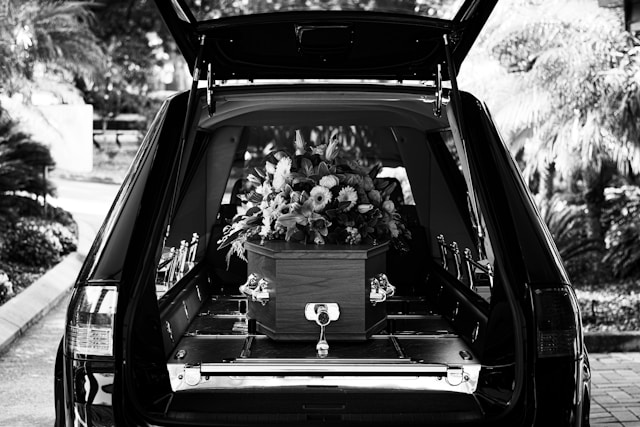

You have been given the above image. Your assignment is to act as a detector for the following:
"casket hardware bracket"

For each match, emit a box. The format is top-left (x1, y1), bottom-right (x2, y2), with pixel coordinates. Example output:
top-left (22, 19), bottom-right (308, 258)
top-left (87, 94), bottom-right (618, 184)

top-left (464, 248), bottom-right (495, 291)
top-left (445, 365), bottom-right (469, 387)
top-left (305, 303), bottom-right (340, 358)
top-left (183, 363), bottom-right (202, 387)
top-left (369, 273), bottom-right (396, 305)
top-left (240, 273), bottom-right (270, 305)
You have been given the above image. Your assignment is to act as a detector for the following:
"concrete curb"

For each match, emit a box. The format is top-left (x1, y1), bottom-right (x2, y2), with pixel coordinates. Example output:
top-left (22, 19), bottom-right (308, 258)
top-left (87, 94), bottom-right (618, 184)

top-left (0, 252), bottom-right (83, 355)
top-left (585, 332), bottom-right (640, 353)
top-left (0, 219), bottom-right (94, 355)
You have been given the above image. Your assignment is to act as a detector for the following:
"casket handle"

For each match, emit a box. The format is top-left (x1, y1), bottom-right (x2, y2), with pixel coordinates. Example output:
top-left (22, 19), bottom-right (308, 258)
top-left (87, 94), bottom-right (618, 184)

top-left (304, 303), bottom-right (340, 358)
top-left (240, 273), bottom-right (270, 306)
top-left (369, 273), bottom-right (395, 306)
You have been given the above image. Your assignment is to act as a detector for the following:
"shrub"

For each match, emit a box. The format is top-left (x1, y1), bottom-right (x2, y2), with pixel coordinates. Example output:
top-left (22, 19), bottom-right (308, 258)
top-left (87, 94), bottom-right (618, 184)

top-left (1, 195), bottom-right (76, 227)
top-left (537, 194), bottom-right (604, 283)
top-left (602, 186), bottom-right (640, 279)
top-left (0, 270), bottom-right (14, 305)
top-left (0, 106), bottom-right (55, 212)
top-left (576, 281), bottom-right (640, 332)
top-left (48, 221), bottom-right (78, 255)
top-left (4, 218), bottom-right (65, 268)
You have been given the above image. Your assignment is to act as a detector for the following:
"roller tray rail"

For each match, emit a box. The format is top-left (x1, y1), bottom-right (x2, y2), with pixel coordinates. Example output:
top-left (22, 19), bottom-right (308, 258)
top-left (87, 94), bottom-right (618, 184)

top-left (166, 295), bottom-right (481, 395)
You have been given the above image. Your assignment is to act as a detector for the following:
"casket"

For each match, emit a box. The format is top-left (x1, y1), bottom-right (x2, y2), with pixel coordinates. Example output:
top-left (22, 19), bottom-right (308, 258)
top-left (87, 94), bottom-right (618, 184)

top-left (242, 241), bottom-right (390, 341)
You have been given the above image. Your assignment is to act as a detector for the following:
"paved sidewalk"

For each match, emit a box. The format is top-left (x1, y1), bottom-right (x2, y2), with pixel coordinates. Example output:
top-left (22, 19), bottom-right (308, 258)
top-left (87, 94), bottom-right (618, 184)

top-left (590, 352), bottom-right (640, 426)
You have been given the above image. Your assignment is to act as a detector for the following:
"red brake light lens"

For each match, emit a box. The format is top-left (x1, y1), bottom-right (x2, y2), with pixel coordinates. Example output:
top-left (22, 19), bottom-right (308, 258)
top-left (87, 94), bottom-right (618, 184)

top-left (533, 286), bottom-right (580, 358)
top-left (66, 285), bottom-right (117, 358)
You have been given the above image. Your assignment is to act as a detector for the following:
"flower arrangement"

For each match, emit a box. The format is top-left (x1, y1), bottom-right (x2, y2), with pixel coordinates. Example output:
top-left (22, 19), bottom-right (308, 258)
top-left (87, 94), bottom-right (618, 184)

top-left (218, 130), bottom-right (411, 262)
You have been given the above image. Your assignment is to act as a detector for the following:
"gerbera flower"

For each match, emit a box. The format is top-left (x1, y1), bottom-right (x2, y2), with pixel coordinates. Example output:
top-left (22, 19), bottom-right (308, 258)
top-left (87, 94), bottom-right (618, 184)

top-left (338, 186), bottom-right (358, 211)
top-left (270, 194), bottom-right (289, 219)
top-left (309, 185), bottom-right (332, 212)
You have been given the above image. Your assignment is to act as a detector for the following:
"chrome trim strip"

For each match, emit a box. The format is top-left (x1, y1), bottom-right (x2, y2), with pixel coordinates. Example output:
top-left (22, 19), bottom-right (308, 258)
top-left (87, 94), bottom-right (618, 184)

top-left (200, 362), bottom-right (458, 375)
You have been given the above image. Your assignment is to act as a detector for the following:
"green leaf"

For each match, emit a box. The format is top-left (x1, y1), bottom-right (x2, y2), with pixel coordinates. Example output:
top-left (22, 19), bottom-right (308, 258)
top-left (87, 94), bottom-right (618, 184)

top-left (293, 177), bottom-right (315, 188)
top-left (278, 212), bottom-right (307, 227)
top-left (247, 191), bottom-right (263, 204)
top-left (244, 216), bottom-right (263, 226)
top-left (325, 208), bottom-right (339, 219)
top-left (381, 182), bottom-right (397, 199)
top-left (254, 166), bottom-right (266, 179)
top-left (317, 162), bottom-right (330, 176)
top-left (368, 164), bottom-right (381, 179)
top-left (245, 206), bottom-right (261, 216)
top-left (218, 228), bottom-right (243, 249)
top-left (301, 158), bottom-right (314, 176)
top-left (247, 174), bottom-right (262, 186)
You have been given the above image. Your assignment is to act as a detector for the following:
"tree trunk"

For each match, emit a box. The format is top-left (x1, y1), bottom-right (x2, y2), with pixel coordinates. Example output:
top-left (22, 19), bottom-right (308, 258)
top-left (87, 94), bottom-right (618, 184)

top-left (540, 161), bottom-right (556, 200)
top-left (582, 168), bottom-right (607, 249)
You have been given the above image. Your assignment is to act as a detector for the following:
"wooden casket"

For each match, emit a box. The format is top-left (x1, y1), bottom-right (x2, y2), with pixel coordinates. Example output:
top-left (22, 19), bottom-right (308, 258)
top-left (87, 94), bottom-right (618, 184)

top-left (242, 241), bottom-right (390, 341)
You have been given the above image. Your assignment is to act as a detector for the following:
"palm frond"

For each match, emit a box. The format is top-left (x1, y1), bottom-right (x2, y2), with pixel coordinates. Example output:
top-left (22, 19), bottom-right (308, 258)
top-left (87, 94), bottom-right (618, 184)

top-left (8, 0), bottom-right (105, 84)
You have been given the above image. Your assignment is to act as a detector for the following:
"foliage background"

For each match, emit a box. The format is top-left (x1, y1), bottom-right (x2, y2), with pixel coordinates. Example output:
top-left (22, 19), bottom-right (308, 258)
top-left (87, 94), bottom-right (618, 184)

top-left (1, 0), bottom-right (639, 328)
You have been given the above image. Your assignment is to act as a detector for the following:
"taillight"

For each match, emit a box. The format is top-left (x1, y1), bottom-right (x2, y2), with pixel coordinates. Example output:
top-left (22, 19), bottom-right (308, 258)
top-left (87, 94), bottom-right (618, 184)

top-left (66, 285), bottom-right (117, 358)
top-left (533, 285), bottom-right (581, 358)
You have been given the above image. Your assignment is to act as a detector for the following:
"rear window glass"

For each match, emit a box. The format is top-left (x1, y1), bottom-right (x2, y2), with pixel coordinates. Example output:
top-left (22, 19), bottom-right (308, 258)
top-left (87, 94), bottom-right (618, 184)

top-left (182, 0), bottom-right (465, 21)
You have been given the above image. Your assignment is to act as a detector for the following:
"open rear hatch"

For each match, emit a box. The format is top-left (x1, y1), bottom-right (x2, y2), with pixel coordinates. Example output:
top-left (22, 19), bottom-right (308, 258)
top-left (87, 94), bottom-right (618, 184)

top-left (154, 0), bottom-right (498, 82)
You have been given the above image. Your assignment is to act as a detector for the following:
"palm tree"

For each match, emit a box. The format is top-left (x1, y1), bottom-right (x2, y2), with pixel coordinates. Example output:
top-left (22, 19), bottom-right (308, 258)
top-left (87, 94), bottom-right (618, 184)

top-left (0, 105), bottom-right (55, 227)
top-left (0, 0), bottom-right (105, 94)
top-left (462, 0), bottom-right (640, 247)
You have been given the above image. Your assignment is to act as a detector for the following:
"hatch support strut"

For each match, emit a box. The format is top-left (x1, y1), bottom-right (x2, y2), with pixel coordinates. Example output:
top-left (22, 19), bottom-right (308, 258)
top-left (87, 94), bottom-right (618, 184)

top-left (165, 35), bottom-right (207, 243)
top-left (442, 34), bottom-right (463, 131)
top-left (207, 62), bottom-right (216, 116)
top-left (433, 63), bottom-right (443, 117)
top-left (442, 33), bottom-right (490, 262)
